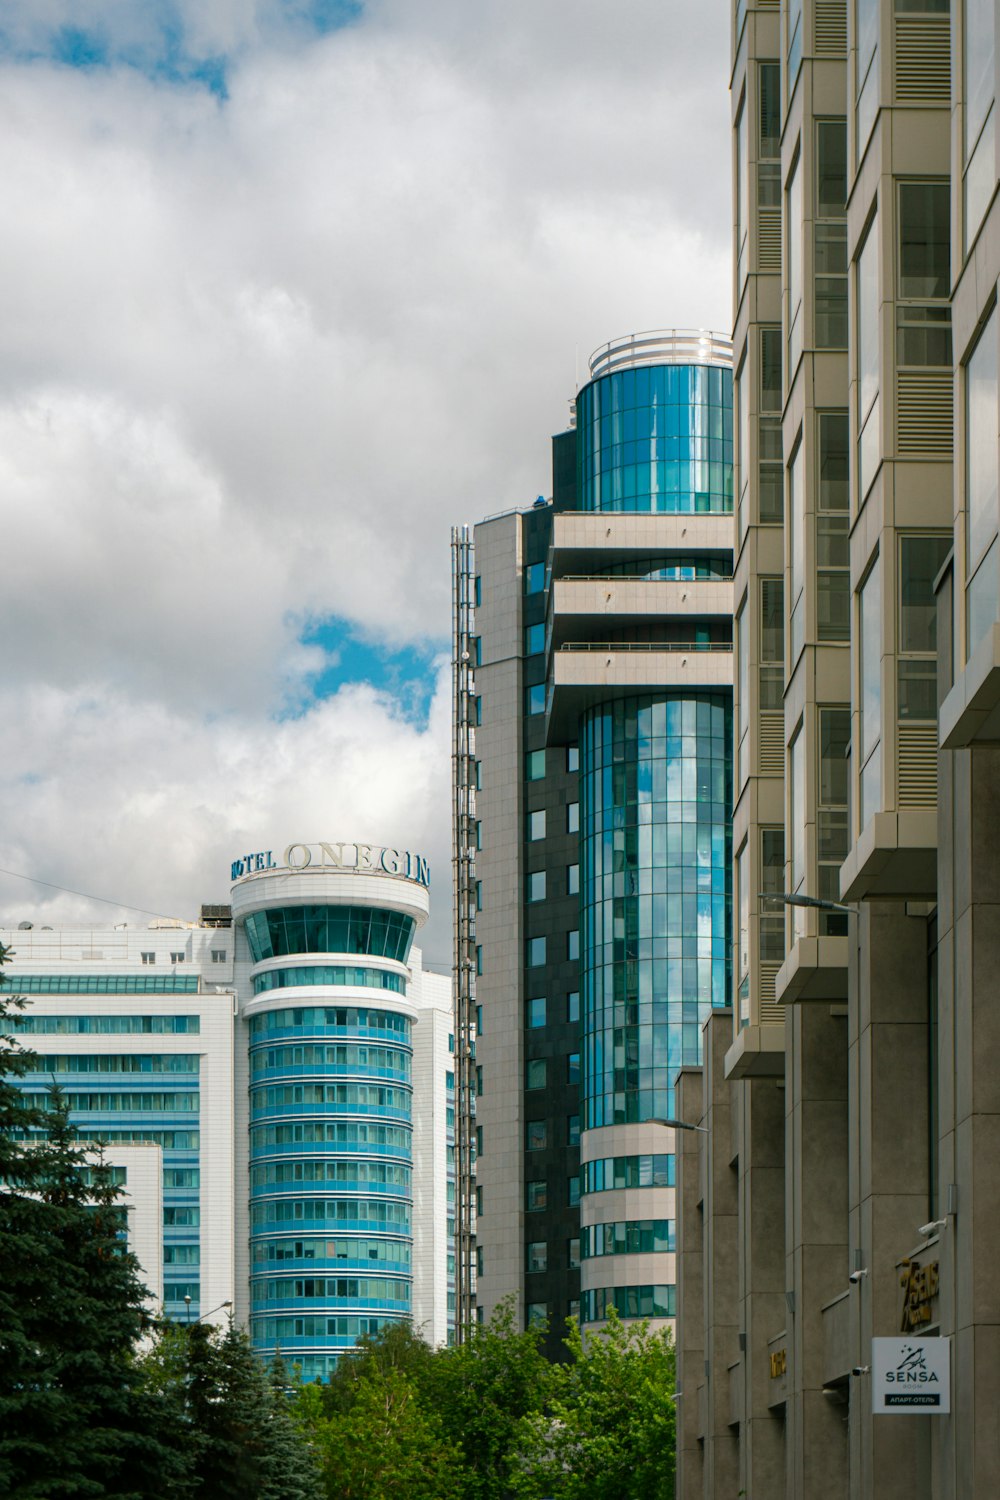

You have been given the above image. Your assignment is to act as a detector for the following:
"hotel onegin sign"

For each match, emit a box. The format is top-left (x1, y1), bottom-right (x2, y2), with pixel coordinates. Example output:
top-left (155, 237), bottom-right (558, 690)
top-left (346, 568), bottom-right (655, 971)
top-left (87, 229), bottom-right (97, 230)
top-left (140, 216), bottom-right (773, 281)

top-left (230, 841), bottom-right (430, 888)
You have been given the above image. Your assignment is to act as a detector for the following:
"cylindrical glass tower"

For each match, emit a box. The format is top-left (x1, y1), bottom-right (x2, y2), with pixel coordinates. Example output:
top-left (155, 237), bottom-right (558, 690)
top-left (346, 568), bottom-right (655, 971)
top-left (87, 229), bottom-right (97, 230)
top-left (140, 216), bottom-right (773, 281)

top-left (232, 859), bottom-right (429, 1381)
top-left (572, 331), bottom-right (734, 1332)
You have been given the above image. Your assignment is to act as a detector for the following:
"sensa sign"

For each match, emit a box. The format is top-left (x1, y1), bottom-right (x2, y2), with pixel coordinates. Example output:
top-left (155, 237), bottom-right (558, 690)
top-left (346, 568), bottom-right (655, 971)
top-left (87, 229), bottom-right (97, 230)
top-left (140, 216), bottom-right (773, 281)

top-left (230, 842), bottom-right (430, 888)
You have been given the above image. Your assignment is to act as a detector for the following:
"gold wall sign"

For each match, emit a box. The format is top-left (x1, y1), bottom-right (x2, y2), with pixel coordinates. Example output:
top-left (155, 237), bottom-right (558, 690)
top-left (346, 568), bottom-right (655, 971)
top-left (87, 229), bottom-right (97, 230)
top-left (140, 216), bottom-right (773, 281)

top-left (769, 1348), bottom-right (787, 1379)
top-left (899, 1259), bottom-right (939, 1333)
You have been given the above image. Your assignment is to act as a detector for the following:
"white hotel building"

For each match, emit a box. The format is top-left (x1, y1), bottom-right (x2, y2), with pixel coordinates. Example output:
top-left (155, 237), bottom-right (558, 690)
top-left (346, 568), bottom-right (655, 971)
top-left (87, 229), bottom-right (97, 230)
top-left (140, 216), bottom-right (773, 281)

top-left (1, 840), bottom-right (454, 1371)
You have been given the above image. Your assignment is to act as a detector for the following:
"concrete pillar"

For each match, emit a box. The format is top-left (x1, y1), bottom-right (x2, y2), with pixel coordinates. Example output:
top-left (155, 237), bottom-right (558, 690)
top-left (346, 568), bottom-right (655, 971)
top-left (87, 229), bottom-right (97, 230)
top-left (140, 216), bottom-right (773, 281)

top-left (675, 1065), bottom-right (705, 1500)
top-left (785, 999), bottom-right (849, 1498)
top-left (847, 902), bottom-right (931, 1499)
top-left (734, 1072), bottom-right (786, 1498)
top-left (701, 1010), bottom-right (740, 1499)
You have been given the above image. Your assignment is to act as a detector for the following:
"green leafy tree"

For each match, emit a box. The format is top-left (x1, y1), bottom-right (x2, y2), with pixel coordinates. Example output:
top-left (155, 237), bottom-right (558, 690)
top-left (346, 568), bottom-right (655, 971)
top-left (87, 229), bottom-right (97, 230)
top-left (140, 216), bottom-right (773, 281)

top-left (422, 1300), bottom-right (557, 1500)
top-left (510, 1311), bottom-right (676, 1500)
top-left (301, 1363), bottom-right (463, 1500)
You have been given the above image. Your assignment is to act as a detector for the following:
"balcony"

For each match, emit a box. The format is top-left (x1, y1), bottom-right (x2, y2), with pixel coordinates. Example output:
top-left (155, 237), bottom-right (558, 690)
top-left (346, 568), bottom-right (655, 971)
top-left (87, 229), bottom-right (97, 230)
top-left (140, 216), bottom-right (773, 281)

top-left (545, 642), bottom-right (733, 742)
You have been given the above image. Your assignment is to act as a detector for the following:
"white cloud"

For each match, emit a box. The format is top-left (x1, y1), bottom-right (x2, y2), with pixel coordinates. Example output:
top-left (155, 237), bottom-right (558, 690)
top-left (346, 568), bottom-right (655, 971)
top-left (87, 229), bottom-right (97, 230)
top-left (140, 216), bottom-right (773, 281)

top-left (0, 0), bottom-right (730, 934)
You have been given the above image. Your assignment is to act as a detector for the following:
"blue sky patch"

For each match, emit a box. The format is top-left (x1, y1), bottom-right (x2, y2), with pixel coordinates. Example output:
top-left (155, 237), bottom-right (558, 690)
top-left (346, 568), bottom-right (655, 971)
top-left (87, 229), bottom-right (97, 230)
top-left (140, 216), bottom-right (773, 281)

top-left (295, 616), bottom-right (445, 727)
top-left (0, 1), bottom-right (363, 95)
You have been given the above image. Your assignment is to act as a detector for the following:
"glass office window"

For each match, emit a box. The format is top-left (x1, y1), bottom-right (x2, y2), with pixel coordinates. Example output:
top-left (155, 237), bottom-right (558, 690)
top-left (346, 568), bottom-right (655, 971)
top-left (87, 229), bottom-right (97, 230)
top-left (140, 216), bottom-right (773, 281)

top-left (524, 563), bottom-right (546, 595)
top-left (788, 439), bottom-right (805, 663)
top-left (526, 871), bottom-right (546, 903)
top-left (790, 727), bottom-right (806, 897)
top-left (568, 930), bottom-right (580, 961)
top-left (859, 557), bottom-right (883, 827)
top-left (787, 0), bottom-right (803, 86)
top-left (857, 220), bottom-right (880, 499)
top-left (526, 1242), bottom-right (547, 1272)
top-left (758, 62), bottom-right (781, 205)
top-left (856, 0), bottom-right (879, 155)
top-left (966, 307), bottom-right (999, 656)
top-left (737, 840), bottom-right (750, 1024)
top-left (759, 578), bottom-right (784, 709)
top-left (526, 750), bottom-right (546, 781)
top-left (818, 708), bottom-right (851, 928)
top-left (567, 864), bottom-right (580, 895)
top-left (526, 1059), bottom-right (547, 1090)
top-left (736, 95), bottom-right (749, 295)
top-left (898, 535), bottom-right (952, 716)
top-left (527, 810), bottom-right (546, 841)
top-left (526, 1121), bottom-right (547, 1151)
top-left (525, 684), bottom-right (546, 717)
top-left (526, 937), bottom-right (546, 967)
top-left (567, 745), bottom-right (579, 772)
top-left (897, 182), bottom-right (952, 369)
top-left (524, 623), bottom-right (546, 656)
top-left (737, 355), bottom-right (750, 540)
top-left (526, 997), bottom-right (546, 1028)
top-left (964, 0), bottom-right (996, 246)
top-left (759, 828), bottom-right (785, 961)
top-left (526, 1182), bottom-right (547, 1211)
top-left (737, 597), bottom-right (750, 787)
top-left (567, 992), bottom-right (580, 1023)
top-left (759, 328), bottom-right (783, 523)
top-left (815, 122), bottom-right (848, 349)
top-left (818, 413), bottom-right (851, 641)
top-left (787, 157), bottom-right (803, 373)
top-left (567, 802), bottom-right (579, 833)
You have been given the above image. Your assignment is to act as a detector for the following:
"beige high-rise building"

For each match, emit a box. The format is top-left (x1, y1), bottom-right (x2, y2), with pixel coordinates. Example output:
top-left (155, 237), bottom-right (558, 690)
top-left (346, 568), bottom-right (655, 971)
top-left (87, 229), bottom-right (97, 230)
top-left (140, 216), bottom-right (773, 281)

top-left (676, 0), bottom-right (1000, 1494)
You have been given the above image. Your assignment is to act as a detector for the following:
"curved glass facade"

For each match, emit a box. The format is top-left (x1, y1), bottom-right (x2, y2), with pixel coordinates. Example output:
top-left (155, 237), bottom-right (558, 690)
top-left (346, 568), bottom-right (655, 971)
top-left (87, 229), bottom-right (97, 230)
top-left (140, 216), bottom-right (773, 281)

top-left (252, 966), bottom-right (406, 996)
top-left (247, 956), bottom-right (414, 1373)
top-left (243, 906), bottom-right (415, 964)
top-left (576, 362), bottom-right (733, 513)
top-left (580, 694), bottom-right (732, 1128)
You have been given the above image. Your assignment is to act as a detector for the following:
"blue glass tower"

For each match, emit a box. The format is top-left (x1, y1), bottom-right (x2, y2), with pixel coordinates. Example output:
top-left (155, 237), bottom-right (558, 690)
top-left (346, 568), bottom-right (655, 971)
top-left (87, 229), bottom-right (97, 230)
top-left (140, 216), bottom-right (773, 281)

top-left (233, 859), bottom-right (434, 1381)
top-left (553, 330), bottom-right (734, 1330)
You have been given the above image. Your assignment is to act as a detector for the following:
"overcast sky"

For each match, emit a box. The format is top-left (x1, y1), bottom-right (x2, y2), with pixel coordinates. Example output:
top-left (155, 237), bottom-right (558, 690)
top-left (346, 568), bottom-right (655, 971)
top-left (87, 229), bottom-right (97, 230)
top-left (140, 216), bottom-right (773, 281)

top-left (0, 0), bottom-right (731, 962)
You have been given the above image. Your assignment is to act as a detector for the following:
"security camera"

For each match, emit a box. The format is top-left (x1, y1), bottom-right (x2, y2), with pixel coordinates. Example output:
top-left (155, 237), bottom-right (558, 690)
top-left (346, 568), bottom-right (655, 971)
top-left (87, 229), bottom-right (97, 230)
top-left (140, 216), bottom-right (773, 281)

top-left (849, 1268), bottom-right (869, 1284)
top-left (851, 1366), bottom-right (870, 1378)
top-left (918, 1218), bottom-right (947, 1236)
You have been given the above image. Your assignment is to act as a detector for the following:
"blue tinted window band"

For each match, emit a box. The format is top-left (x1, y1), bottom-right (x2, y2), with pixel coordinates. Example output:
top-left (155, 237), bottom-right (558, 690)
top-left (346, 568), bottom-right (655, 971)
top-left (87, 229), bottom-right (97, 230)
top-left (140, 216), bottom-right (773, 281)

top-left (581, 1154), bottom-right (675, 1192)
top-left (3, 975), bottom-right (200, 994)
top-left (5, 1014), bottom-right (200, 1034)
top-left (580, 1285), bottom-right (675, 1322)
top-left (21, 1055), bottom-right (199, 1074)
top-left (250, 1044), bottom-right (410, 1077)
top-left (243, 907), bottom-right (415, 964)
top-left (22, 1091), bottom-right (199, 1112)
top-left (251, 1276), bottom-right (410, 1303)
top-left (252, 966), bottom-right (405, 997)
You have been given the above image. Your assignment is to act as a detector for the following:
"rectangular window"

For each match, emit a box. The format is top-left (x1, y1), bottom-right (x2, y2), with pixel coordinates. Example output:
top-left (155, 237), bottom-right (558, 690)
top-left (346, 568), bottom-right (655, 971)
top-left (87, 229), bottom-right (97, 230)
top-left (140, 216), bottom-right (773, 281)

top-left (788, 0), bottom-right (803, 85)
top-left (859, 556), bottom-right (883, 828)
top-left (527, 1241), bottom-right (547, 1272)
top-left (760, 577), bottom-right (784, 708)
top-left (526, 997), bottom-right (546, 1028)
top-left (526, 1181), bottom-right (547, 1211)
top-left (897, 182), bottom-right (952, 369)
top-left (566, 863), bottom-right (580, 895)
top-left (568, 1177), bottom-right (581, 1208)
top-left (567, 1053), bottom-right (580, 1084)
top-left (170, 952), bottom-right (185, 964)
top-left (759, 328), bottom-right (783, 523)
top-left (475, 945), bottom-right (483, 976)
top-left (526, 1302), bottom-right (546, 1325)
top-left (140, 953), bottom-right (155, 966)
top-left (788, 438), bottom-right (805, 663)
top-left (966, 306), bottom-right (999, 657)
top-left (527, 1120), bottom-right (548, 1151)
top-left (815, 121), bottom-right (848, 350)
top-left (856, 0), bottom-right (878, 154)
top-left (524, 623), bottom-right (545, 656)
top-left (567, 1237), bottom-right (581, 1270)
top-left (817, 413), bottom-right (850, 642)
top-left (527, 810), bottom-right (546, 841)
top-left (526, 937), bottom-right (546, 967)
top-left (526, 871), bottom-right (546, 903)
top-left (737, 839), bottom-right (750, 1024)
top-left (526, 749), bottom-right (545, 781)
top-left (898, 535), bottom-right (952, 717)
top-left (790, 727), bottom-right (806, 902)
top-left (857, 217), bottom-right (880, 499)
top-left (473, 636), bottom-right (482, 666)
top-left (525, 684), bottom-right (546, 717)
top-left (567, 992), bottom-right (580, 1023)
top-left (758, 61), bottom-right (781, 208)
top-left (787, 155), bottom-right (803, 373)
top-left (526, 1059), bottom-right (547, 1090)
top-left (567, 745), bottom-right (579, 772)
top-left (567, 1115), bottom-right (580, 1146)
top-left (736, 93), bottom-right (749, 294)
top-left (736, 353), bottom-right (750, 541)
top-left (475, 880), bottom-right (482, 911)
top-left (524, 562), bottom-right (546, 595)
top-left (566, 802), bottom-right (579, 833)
top-left (964, 0), bottom-right (996, 247)
top-left (474, 697), bottom-right (482, 726)
top-left (818, 707), bottom-right (851, 928)
top-left (759, 828), bottom-right (785, 961)
top-left (567, 930), bottom-right (580, 961)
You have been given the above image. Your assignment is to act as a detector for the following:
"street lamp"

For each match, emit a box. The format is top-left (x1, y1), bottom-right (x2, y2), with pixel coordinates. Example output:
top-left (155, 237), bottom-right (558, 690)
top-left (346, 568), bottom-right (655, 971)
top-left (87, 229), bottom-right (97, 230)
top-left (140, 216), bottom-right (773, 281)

top-left (648, 1116), bottom-right (709, 1135)
top-left (763, 891), bottom-right (858, 915)
top-left (183, 1296), bottom-right (233, 1327)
